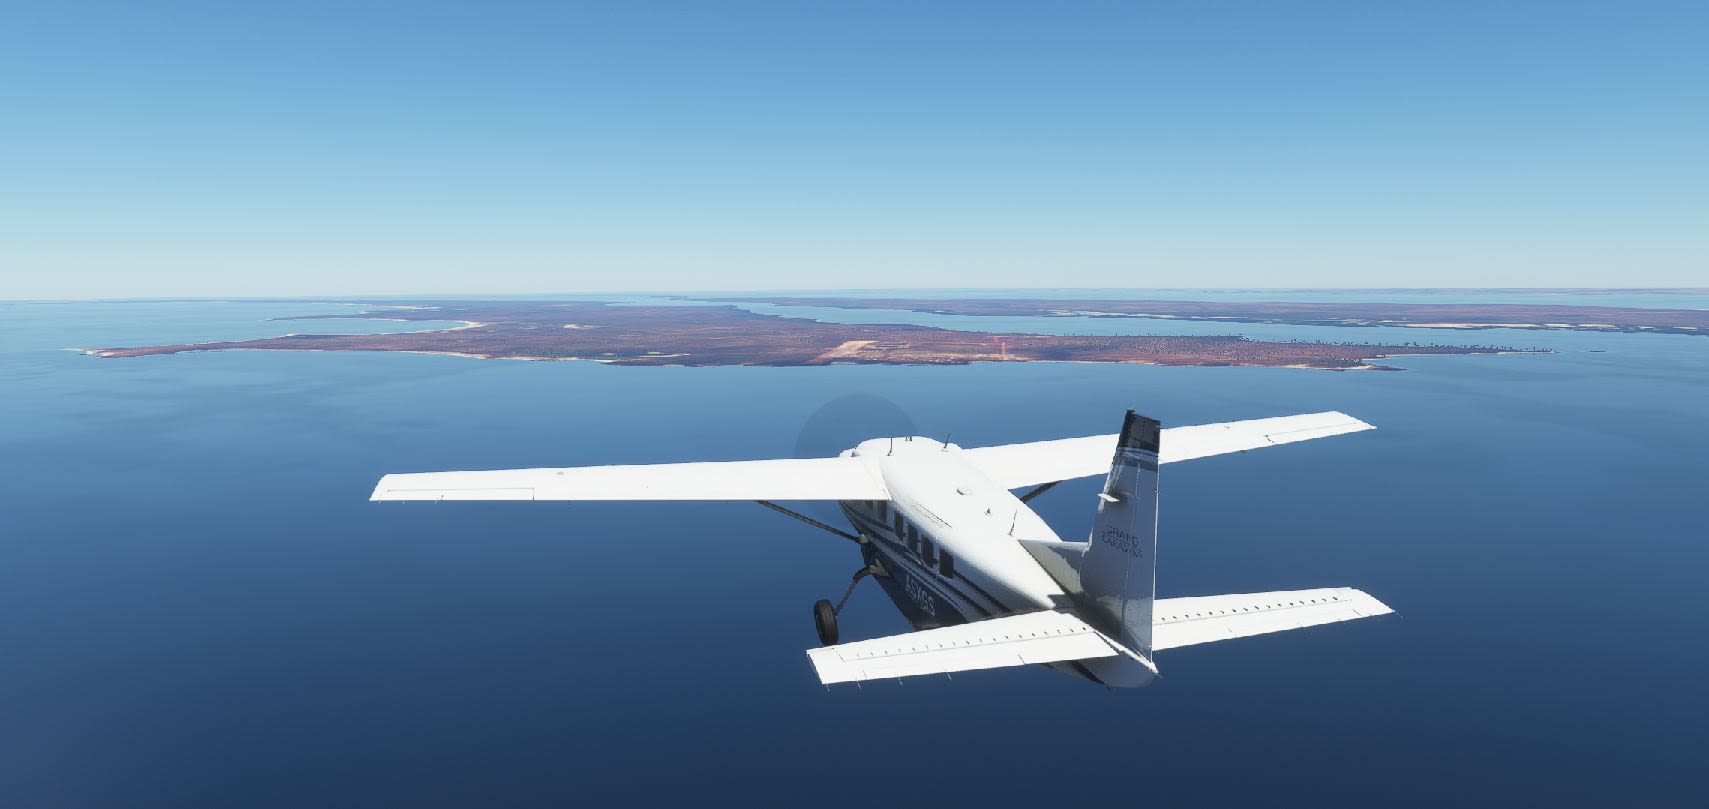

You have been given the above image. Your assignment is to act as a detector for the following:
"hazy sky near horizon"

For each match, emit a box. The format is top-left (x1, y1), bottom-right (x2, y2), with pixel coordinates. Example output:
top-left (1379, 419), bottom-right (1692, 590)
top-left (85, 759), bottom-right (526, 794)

top-left (4, 0), bottom-right (1706, 299)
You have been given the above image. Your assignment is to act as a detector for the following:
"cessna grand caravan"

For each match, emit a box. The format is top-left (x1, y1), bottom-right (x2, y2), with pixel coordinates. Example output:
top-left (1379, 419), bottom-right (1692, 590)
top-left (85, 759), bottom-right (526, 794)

top-left (372, 410), bottom-right (1392, 687)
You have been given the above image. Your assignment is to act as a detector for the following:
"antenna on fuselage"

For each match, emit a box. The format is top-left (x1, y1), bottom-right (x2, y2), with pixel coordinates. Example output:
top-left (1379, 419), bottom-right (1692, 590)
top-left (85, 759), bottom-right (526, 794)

top-left (888, 437), bottom-right (894, 456)
top-left (941, 432), bottom-right (952, 451)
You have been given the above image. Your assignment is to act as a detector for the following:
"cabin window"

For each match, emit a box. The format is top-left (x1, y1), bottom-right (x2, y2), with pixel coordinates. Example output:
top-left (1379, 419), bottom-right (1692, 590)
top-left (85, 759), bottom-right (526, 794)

top-left (939, 552), bottom-right (955, 578)
top-left (893, 513), bottom-right (904, 536)
top-left (919, 539), bottom-right (937, 567)
top-left (876, 501), bottom-right (886, 519)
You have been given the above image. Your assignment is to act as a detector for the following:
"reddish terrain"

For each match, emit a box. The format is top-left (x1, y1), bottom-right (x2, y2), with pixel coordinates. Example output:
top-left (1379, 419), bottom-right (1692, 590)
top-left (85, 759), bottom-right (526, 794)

top-left (88, 300), bottom-right (1518, 370)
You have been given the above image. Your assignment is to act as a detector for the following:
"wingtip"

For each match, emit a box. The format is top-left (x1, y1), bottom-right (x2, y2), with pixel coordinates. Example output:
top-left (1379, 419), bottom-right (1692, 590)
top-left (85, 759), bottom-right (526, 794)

top-left (805, 647), bottom-right (852, 685)
top-left (1345, 587), bottom-right (1396, 616)
top-left (369, 474), bottom-right (393, 502)
top-left (1330, 411), bottom-right (1377, 432)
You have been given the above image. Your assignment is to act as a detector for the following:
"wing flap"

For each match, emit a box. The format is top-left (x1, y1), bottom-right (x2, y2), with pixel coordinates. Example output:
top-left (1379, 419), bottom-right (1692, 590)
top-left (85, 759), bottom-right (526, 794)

top-left (1152, 587), bottom-right (1393, 651)
top-left (806, 610), bottom-right (1118, 684)
top-left (371, 457), bottom-right (887, 502)
top-left (960, 411), bottom-right (1374, 490)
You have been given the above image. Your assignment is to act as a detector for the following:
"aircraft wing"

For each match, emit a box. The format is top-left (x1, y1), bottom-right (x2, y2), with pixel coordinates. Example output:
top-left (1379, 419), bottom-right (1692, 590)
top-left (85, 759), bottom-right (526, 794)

top-left (371, 457), bottom-right (887, 502)
top-left (808, 588), bottom-right (1393, 683)
top-left (806, 610), bottom-right (1120, 684)
top-left (959, 411), bottom-right (1374, 490)
top-left (1152, 587), bottom-right (1393, 651)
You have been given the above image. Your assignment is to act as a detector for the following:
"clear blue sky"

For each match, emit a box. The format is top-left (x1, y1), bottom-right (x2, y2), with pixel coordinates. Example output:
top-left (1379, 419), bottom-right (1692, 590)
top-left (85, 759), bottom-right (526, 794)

top-left (3, 0), bottom-right (1705, 298)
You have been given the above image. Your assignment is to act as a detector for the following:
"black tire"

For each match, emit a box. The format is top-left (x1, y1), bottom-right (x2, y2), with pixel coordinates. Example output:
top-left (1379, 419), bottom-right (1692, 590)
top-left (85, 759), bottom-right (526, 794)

top-left (813, 599), bottom-right (839, 646)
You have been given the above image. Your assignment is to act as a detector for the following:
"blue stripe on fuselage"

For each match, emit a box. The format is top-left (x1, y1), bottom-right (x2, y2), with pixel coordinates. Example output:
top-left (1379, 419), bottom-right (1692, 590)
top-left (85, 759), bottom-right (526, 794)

top-left (842, 505), bottom-right (1013, 612)
top-left (839, 503), bottom-right (1000, 624)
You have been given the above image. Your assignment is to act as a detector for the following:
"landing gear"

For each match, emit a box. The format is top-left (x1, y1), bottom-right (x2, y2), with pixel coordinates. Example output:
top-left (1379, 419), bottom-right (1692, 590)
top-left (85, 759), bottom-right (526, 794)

top-left (814, 564), bottom-right (878, 646)
top-left (813, 599), bottom-right (838, 645)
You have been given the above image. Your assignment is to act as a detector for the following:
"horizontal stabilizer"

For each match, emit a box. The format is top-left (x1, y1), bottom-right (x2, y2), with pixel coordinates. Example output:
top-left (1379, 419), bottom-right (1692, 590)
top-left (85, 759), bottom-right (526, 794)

top-left (1152, 587), bottom-right (1392, 651)
top-left (960, 412), bottom-right (1374, 490)
top-left (806, 610), bottom-right (1119, 685)
top-left (371, 457), bottom-right (888, 502)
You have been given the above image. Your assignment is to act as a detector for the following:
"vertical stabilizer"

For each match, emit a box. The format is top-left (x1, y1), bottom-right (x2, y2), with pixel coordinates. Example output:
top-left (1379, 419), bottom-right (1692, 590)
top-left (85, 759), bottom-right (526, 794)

top-left (1078, 410), bottom-right (1161, 665)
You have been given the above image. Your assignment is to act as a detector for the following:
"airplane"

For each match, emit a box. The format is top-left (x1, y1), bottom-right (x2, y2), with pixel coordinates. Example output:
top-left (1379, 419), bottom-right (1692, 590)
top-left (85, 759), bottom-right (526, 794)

top-left (371, 410), bottom-right (1392, 687)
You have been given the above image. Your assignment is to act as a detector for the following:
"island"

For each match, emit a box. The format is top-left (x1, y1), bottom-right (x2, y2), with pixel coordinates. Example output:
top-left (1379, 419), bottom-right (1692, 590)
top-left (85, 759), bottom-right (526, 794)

top-left (85, 299), bottom-right (1521, 370)
top-left (706, 296), bottom-right (1709, 336)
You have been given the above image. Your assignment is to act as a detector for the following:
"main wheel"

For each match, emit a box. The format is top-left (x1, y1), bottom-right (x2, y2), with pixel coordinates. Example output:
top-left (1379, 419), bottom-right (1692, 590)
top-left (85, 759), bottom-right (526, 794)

top-left (812, 599), bottom-right (839, 646)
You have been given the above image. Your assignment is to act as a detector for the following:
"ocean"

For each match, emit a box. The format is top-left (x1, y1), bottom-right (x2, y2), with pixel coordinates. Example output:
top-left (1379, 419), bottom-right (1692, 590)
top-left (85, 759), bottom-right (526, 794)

top-left (2, 293), bottom-right (1706, 807)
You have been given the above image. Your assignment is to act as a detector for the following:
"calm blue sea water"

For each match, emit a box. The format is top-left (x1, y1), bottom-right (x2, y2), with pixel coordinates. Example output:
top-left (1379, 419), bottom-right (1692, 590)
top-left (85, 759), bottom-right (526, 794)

top-left (2, 297), bottom-right (1706, 807)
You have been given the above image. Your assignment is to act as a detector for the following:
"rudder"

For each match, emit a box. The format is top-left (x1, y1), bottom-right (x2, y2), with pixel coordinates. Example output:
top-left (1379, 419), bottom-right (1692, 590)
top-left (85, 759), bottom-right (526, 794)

top-left (1078, 410), bottom-right (1161, 666)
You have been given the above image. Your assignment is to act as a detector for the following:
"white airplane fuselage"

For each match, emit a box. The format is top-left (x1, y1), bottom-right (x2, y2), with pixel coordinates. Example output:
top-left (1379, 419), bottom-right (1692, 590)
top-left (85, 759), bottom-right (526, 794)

top-left (833, 436), bottom-right (1153, 686)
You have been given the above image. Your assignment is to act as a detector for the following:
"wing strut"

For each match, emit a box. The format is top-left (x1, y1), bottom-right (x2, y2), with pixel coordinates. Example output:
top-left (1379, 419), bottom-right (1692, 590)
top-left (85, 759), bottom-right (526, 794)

top-left (1018, 480), bottom-right (1059, 503)
top-left (754, 500), bottom-right (863, 544)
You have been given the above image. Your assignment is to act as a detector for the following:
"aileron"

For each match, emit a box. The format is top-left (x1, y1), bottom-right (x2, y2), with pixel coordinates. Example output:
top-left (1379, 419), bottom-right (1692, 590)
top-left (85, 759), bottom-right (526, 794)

top-left (960, 411), bottom-right (1374, 490)
top-left (1152, 587), bottom-right (1393, 651)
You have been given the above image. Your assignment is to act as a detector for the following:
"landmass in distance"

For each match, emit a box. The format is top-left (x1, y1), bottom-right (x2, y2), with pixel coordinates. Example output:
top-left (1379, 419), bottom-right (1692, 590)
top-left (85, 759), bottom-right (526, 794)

top-left (85, 299), bottom-right (1526, 371)
top-left (704, 296), bottom-right (1709, 336)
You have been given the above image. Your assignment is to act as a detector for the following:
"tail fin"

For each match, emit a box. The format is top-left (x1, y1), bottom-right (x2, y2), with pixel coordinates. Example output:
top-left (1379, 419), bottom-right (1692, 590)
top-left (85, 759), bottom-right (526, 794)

top-left (1078, 410), bottom-right (1161, 666)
